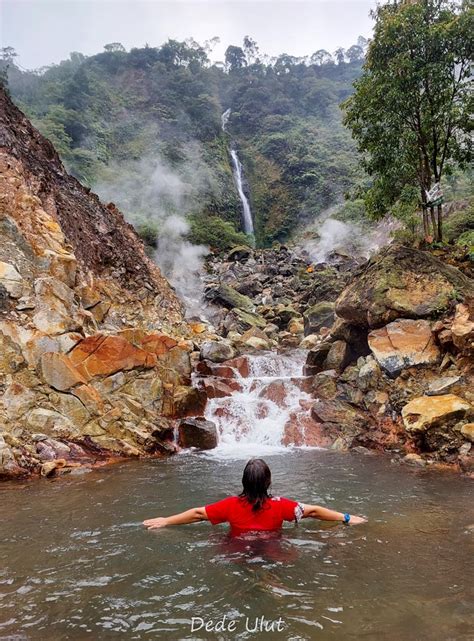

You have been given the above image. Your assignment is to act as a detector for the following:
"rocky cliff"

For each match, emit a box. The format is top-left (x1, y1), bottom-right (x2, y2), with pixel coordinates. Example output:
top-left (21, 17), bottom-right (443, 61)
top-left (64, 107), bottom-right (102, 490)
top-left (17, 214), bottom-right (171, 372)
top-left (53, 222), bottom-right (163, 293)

top-left (0, 88), bottom-right (204, 479)
top-left (197, 243), bottom-right (474, 473)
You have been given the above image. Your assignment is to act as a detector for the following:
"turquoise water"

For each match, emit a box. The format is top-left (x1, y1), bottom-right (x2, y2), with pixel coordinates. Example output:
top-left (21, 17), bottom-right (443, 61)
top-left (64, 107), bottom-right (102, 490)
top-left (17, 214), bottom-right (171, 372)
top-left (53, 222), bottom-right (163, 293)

top-left (0, 449), bottom-right (473, 640)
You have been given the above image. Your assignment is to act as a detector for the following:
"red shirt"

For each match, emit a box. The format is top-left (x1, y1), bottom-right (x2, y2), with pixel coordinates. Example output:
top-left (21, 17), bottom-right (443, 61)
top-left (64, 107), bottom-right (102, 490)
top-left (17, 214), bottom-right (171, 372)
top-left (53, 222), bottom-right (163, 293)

top-left (205, 496), bottom-right (304, 535)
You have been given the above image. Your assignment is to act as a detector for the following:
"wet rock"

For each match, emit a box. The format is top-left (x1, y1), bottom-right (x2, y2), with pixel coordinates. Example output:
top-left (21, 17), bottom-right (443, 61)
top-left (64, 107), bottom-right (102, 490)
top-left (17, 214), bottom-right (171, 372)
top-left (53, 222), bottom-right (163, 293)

top-left (402, 453), bottom-right (426, 467)
top-left (303, 301), bottom-right (335, 336)
top-left (324, 340), bottom-right (351, 373)
top-left (304, 342), bottom-right (332, 375)
top-left (0, 435), bottom-right (23, 478)
top-left (402, 394), bottom-right (473, 434)
top-left (311, 370), bottom-right (338, 400)
top-left (200, 340), bottom-right (236, 363)
top-left (178, 417), bottom-right (218, 450)
top-left (40, 459), bottom-right (67, 477)
top-left (368, 319), bottom-right (440, 377)
top-left (199, 378), bottom-right (242, 399)
top-left (335, 245), bottom-right (473, 328)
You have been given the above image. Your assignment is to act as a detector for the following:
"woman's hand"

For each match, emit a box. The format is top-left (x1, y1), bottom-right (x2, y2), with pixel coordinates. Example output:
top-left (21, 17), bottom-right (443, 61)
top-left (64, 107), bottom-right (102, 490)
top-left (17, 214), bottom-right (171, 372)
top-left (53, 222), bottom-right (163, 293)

top-left (347, 515), bottom-right (367, 525)
top-left (143, 517), bottom-right (168, 530)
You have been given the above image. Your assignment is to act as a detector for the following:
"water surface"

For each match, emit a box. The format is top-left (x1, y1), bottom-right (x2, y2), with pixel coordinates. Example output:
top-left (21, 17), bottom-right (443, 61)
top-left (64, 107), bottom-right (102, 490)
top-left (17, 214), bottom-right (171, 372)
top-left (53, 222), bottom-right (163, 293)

top-left (1, 450), bottom-right (472, 640)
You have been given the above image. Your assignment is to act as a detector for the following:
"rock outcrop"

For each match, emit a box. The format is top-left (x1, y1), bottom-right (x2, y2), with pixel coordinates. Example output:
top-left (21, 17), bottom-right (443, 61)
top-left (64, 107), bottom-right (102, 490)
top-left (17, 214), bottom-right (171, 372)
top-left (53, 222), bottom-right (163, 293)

top-left (0, 88), bottom-right (203, 479)
top-left (303, 246), bottom-right (474, 472)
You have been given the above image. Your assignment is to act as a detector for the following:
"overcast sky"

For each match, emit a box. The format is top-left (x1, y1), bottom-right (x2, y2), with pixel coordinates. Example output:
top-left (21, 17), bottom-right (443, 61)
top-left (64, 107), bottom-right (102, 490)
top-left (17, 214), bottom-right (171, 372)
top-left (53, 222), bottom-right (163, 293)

top-left (2, 0), bottom-right (378, 70)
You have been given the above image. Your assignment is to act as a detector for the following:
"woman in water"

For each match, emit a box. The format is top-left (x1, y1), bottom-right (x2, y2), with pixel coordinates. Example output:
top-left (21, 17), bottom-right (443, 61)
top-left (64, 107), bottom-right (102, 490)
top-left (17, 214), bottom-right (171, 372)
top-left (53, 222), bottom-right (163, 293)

top-left (143, 458), bottom-right (366, 534)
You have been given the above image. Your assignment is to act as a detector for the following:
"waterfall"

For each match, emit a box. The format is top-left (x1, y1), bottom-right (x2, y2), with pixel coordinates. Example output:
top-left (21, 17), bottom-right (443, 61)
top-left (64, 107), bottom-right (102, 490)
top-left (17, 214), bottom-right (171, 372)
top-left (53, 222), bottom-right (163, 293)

top-left (222, 109), bottom-right (255, 236)
top-left (199, 351), bottom-right (316, 459)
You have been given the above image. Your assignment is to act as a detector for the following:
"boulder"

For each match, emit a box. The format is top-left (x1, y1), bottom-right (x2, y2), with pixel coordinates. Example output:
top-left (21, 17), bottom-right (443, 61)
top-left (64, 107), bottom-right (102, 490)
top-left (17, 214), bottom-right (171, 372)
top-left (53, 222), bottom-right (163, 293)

top-left (335, 245), bottom-right (474, 328)
top-left (200, 340), bottom-right (236, 363)
top-left (368, 319), bottom-right (440, 377)
top-left (304, 342), bottom-right (332, 375)
top-left (226, 245), bottom-right (253, 262)
top-left (402, 394), bottom-right (473, 433)
top-left (426, 376), bottom-right (462, 396)
top-left (299, 334), bottom-right (321, 349)
top-left (303, 301), bottom-right (335, 336)
top-left (178, 417), bottom-right (218, 450)
top-left (205, 283), bottom-right (255, 312)
top-left (223, 308), bottom-right (267, 333)
top-left (451, 302), bottom-right (474, 354)
top-left (324, 340), bottom-right (351, 373)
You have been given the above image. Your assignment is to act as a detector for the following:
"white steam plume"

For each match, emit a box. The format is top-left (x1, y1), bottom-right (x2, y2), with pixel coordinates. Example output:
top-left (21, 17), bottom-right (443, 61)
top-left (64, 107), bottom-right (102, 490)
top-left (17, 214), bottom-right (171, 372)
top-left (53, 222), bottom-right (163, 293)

top-left (93, 145), bottom-right (214, 317)
top-left (305, 217), bottom-right (399, 264)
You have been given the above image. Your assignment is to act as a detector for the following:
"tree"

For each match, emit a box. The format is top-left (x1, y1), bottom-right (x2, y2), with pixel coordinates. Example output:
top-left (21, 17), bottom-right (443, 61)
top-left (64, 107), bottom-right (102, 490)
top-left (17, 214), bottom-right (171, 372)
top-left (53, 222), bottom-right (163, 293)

top-left (310, 49), bottom-right (332, 66)
top-left (334, 47), bottom-right (346, 64)
top-left (243, 36), bottom-right (260, 64)
top-left (225, 45), bottom-right (247, 71)
top-left (1, 47), bottom-right (17, 63)
top-left (343, 0), bottom-right (473, 241)
top-left (104, 43), bottom-right (125, 53)
top-left (346, 45), bottom-right (364, 63)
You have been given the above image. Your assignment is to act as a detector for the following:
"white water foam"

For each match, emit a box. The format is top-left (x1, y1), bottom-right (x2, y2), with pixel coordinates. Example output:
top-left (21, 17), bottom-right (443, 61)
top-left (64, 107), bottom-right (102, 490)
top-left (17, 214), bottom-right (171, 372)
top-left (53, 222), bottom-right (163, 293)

top-left (202, 351), bottom-right (313, 460)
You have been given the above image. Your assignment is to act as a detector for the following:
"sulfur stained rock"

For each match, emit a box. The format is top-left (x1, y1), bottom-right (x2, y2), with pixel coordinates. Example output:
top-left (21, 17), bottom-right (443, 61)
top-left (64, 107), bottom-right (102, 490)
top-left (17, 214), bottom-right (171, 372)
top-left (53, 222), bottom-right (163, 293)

top-left (39, 352), bottom-right (87, 391)
top-left (460, 423), bottom-right (474, 442)
top-left (402, 395), bottom-right (473, 434)
top-left (69, 334), bottom-right (156, 380)
top-left (368, 319), bottom-right (440, 377)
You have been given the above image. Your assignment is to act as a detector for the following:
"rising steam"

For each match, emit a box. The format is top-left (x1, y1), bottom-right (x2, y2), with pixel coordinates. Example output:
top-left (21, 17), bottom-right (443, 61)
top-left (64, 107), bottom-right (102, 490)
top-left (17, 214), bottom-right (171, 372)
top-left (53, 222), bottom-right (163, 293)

top-left (93, 146), bottom-right (213, 317)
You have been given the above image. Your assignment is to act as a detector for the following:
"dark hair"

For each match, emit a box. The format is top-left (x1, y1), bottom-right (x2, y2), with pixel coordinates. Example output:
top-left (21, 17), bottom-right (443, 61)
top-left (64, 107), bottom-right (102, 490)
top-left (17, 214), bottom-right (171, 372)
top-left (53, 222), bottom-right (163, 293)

top-left (239, 458), bottom-right (272, 512)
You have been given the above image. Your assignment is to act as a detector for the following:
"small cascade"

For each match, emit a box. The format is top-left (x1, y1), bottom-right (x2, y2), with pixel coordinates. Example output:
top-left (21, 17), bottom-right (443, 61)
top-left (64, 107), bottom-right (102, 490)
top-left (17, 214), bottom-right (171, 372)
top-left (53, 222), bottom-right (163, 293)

top-left (221, 108), bottom-right (255, 236)
top-left (200, 351), bottom-right (316, 459)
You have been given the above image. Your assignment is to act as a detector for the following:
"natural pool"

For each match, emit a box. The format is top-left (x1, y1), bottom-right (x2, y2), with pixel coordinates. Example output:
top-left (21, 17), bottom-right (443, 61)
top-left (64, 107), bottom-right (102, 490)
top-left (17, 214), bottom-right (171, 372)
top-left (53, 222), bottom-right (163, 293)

top-left (1, 449), bottom-right (472, 640)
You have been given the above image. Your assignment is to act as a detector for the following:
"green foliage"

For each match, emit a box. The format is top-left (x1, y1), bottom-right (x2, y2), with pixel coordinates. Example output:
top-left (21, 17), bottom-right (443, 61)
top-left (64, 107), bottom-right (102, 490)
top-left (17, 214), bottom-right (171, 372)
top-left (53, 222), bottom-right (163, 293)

top-left (444, 201), bottom-right (474, 243)
top-left (187, 214), bottom-right (248, 250)
top-left (343, 0), bottom-right (473, 240)
top-left (7, 36), bottom-right (367, 244)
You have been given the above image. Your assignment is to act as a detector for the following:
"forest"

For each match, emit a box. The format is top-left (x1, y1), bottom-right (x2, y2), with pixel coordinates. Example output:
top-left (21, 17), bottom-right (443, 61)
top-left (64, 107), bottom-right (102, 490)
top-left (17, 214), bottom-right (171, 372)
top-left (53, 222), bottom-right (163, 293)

top-left (2, 37), bottom-right (368, 247)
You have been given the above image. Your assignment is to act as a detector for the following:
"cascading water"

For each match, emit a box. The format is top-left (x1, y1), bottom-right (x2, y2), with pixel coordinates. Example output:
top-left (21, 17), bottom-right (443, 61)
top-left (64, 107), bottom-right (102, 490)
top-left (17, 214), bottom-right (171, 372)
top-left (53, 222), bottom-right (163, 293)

top-left (199, 351), bottom-right (315, 459)
top-left (221, 109), bottom-right (255, 236)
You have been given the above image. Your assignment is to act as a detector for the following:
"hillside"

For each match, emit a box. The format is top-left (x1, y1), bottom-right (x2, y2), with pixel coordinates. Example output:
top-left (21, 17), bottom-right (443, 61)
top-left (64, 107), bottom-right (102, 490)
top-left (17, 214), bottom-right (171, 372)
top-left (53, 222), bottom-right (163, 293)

top-left (0, 87), bottom-right (207, 479)
top-left (4, 39), bottom-right (365, 246)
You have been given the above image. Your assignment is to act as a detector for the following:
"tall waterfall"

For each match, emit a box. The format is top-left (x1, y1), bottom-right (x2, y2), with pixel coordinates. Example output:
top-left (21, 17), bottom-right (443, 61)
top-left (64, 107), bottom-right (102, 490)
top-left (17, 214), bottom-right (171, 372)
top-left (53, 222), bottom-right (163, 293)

top-left (222, 109), bottom-right (255, 236)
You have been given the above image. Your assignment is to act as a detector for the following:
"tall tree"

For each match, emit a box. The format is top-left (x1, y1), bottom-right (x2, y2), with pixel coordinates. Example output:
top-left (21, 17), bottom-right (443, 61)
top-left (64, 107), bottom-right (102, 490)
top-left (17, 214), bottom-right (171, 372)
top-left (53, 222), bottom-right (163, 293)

top-left (343, 0), bottom-right (473, 241)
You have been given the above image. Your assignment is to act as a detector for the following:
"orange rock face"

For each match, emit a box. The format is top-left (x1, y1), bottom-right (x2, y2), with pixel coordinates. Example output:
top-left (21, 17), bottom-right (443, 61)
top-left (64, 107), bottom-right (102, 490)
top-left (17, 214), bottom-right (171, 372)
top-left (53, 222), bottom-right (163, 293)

top-left (402, 394), bottom-right (473, 433)
top-left (368, 319), bottom-right (440, 376)
top-left (69, 334), bottom-right (157, 380)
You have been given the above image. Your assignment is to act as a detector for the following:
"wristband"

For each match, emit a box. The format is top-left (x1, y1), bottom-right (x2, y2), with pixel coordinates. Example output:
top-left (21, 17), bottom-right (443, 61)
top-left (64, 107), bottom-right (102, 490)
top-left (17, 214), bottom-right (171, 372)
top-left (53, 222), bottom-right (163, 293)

top-left (343, 513), bottom-right (351, 525)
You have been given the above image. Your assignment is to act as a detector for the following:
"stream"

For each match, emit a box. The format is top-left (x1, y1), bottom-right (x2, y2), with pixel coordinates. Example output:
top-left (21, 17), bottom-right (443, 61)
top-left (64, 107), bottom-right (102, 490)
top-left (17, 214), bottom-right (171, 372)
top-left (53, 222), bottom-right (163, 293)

top-left (1, 353), bottom-right (473, 640)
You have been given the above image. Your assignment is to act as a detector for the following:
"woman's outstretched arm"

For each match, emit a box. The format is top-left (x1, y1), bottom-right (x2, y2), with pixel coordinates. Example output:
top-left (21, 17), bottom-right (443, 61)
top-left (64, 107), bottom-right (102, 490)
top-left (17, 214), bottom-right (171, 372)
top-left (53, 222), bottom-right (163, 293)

top-left (143, 507), bottom-right (209, 530)
top-left (301, 504), bottom-right (366, 525)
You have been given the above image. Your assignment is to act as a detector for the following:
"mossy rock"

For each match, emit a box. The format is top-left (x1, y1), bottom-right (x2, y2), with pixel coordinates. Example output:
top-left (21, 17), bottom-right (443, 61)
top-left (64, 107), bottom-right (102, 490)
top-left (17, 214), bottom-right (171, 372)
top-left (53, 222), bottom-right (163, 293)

top-left (335, 245), bottom-right (474, 328)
